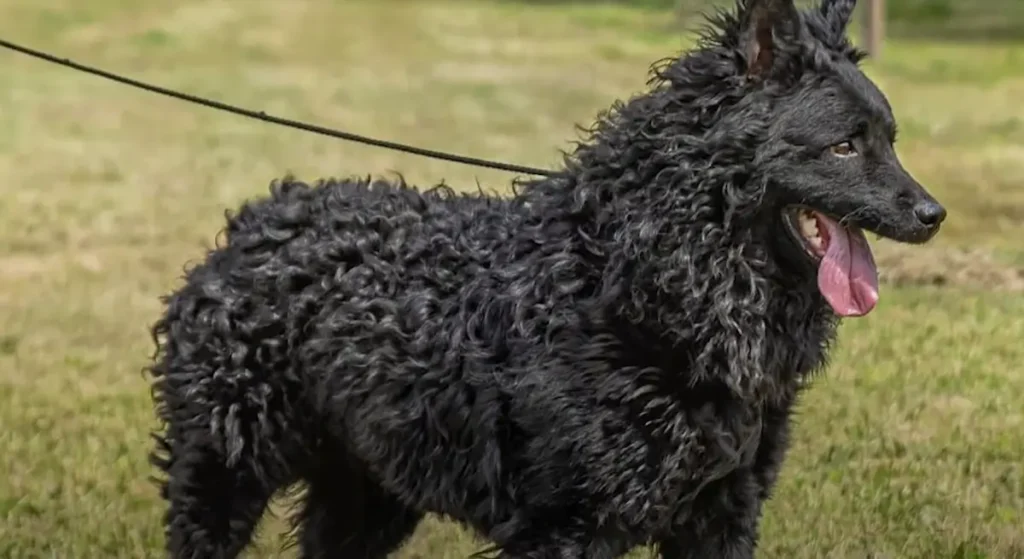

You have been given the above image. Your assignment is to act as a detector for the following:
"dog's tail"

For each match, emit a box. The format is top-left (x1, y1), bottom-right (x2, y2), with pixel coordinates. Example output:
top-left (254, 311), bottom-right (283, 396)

top-left (145, 259), bottom-right (306, 489)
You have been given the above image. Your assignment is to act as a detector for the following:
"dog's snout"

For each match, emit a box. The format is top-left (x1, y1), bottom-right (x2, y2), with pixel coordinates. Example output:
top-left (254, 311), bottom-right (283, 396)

top-left (913, 200), bottom-right (946, 228)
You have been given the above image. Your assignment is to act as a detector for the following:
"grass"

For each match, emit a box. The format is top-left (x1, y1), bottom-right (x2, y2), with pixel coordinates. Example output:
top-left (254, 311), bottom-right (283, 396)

top-left (0, 0), bottom-right (1022, 557)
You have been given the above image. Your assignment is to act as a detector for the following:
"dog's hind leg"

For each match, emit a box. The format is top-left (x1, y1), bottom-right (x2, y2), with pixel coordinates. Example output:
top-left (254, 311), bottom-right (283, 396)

top-left (152, 369), bottom-right (301, 559)
top-left (155, 427), bottom-right (287, 559)
top-left (149, 305), bottom-right (304, 558)
top-left (291, 445), bottom-right (422, 559)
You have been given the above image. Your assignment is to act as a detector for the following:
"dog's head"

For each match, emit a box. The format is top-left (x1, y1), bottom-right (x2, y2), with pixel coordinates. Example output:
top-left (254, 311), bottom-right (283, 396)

top-left (723, 0), bottom-right (946, 317)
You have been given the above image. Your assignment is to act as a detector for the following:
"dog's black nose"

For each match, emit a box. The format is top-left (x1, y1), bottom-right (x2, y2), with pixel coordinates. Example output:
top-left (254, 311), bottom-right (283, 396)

top-left (914, 200), bottom-right (947, 228)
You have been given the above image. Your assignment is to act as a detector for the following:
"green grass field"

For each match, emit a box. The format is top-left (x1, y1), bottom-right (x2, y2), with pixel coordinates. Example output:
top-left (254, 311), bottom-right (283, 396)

top-left (1, 0), bottom-right (1022, 557)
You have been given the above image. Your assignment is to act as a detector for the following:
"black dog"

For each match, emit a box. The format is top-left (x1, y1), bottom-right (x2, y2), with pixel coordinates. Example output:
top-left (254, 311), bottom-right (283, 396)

top-left (148, 0), bottom-right (946, 557)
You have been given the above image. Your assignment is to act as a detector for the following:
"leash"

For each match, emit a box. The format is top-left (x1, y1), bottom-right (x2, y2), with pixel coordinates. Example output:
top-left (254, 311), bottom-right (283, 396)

top-left (0, 37), bottom-right (558, 177)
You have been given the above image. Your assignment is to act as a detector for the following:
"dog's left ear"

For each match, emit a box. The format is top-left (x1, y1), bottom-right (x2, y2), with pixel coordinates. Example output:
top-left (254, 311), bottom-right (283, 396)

top-left (739, 0), bottom-right (803, 81)
top-left (820, 0), bottom-right (857, 34)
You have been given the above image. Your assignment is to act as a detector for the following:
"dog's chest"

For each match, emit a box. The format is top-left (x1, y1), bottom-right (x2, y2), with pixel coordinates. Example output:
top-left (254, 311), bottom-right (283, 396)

top-left (647, 398), bottom-right (766, 517)
top-left (582, 312), bottom-right (832, 536)
top-left (647, 337), bottom-right (824, 530)
top-left (590, 374), bottom-right (767, 534)
top-left (609, 344), bottom-right (819, 534)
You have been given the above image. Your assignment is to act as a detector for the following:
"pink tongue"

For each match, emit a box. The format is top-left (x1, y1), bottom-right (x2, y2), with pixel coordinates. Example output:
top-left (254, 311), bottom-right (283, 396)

top-left (816, 216), bottom-right (879, 317)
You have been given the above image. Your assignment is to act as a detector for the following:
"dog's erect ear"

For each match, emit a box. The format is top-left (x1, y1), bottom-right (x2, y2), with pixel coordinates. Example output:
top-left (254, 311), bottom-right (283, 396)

top-left (738, 0), bottom-right (802, 80)
top-left (820, 0), bottom-right (857, 34)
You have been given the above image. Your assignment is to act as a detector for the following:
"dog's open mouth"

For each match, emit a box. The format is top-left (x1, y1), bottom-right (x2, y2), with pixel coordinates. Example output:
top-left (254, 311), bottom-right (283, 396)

top-left (783, 206), bottom-right (879, 318)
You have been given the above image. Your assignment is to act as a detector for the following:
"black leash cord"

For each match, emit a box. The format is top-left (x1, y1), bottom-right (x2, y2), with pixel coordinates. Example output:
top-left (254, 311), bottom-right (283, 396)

top-left (0, 37), bottom-right (558, 177)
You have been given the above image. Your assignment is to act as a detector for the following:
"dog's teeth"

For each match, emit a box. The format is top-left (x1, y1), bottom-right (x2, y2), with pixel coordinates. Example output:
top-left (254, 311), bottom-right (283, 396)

top-left (799, 214), bottom-right (818, 236)
top-left (797, 211), bottom-right (823, 249)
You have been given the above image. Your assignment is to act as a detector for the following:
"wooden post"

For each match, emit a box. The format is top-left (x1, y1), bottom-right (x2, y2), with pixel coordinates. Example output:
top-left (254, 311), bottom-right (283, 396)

top-left (862, 0), bottom-right (885, 58)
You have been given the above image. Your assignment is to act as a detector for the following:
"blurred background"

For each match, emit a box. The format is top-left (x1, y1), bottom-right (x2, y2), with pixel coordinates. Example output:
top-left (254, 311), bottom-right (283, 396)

top-left (0, 0), bottom-right (1022, 557)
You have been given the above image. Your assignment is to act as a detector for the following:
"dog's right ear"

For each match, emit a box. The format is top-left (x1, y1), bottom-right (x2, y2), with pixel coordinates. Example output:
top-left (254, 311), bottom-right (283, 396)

top-left (737, 0), bottom-right (802, 81)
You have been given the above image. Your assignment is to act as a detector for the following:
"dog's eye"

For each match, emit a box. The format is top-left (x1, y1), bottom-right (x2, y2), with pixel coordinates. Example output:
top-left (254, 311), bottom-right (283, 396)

top-left (829, 141), bottom-right (857, 157)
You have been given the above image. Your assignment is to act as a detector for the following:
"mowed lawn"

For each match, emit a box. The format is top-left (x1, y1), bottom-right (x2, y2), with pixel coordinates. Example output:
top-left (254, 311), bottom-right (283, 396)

top-left (1, 0), bottom-right (1023, 557)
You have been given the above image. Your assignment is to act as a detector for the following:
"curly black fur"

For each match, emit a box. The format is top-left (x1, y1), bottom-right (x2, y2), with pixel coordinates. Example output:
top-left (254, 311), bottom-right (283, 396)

top-left (147, 1), bottom-right (945, 557)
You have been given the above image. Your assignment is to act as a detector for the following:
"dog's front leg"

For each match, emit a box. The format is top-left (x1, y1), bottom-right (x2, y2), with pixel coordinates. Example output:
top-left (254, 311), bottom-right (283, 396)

top-left (493, 535), bottom-right (623, 559)
top-left (657, 468), bottom-right (761, 559)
